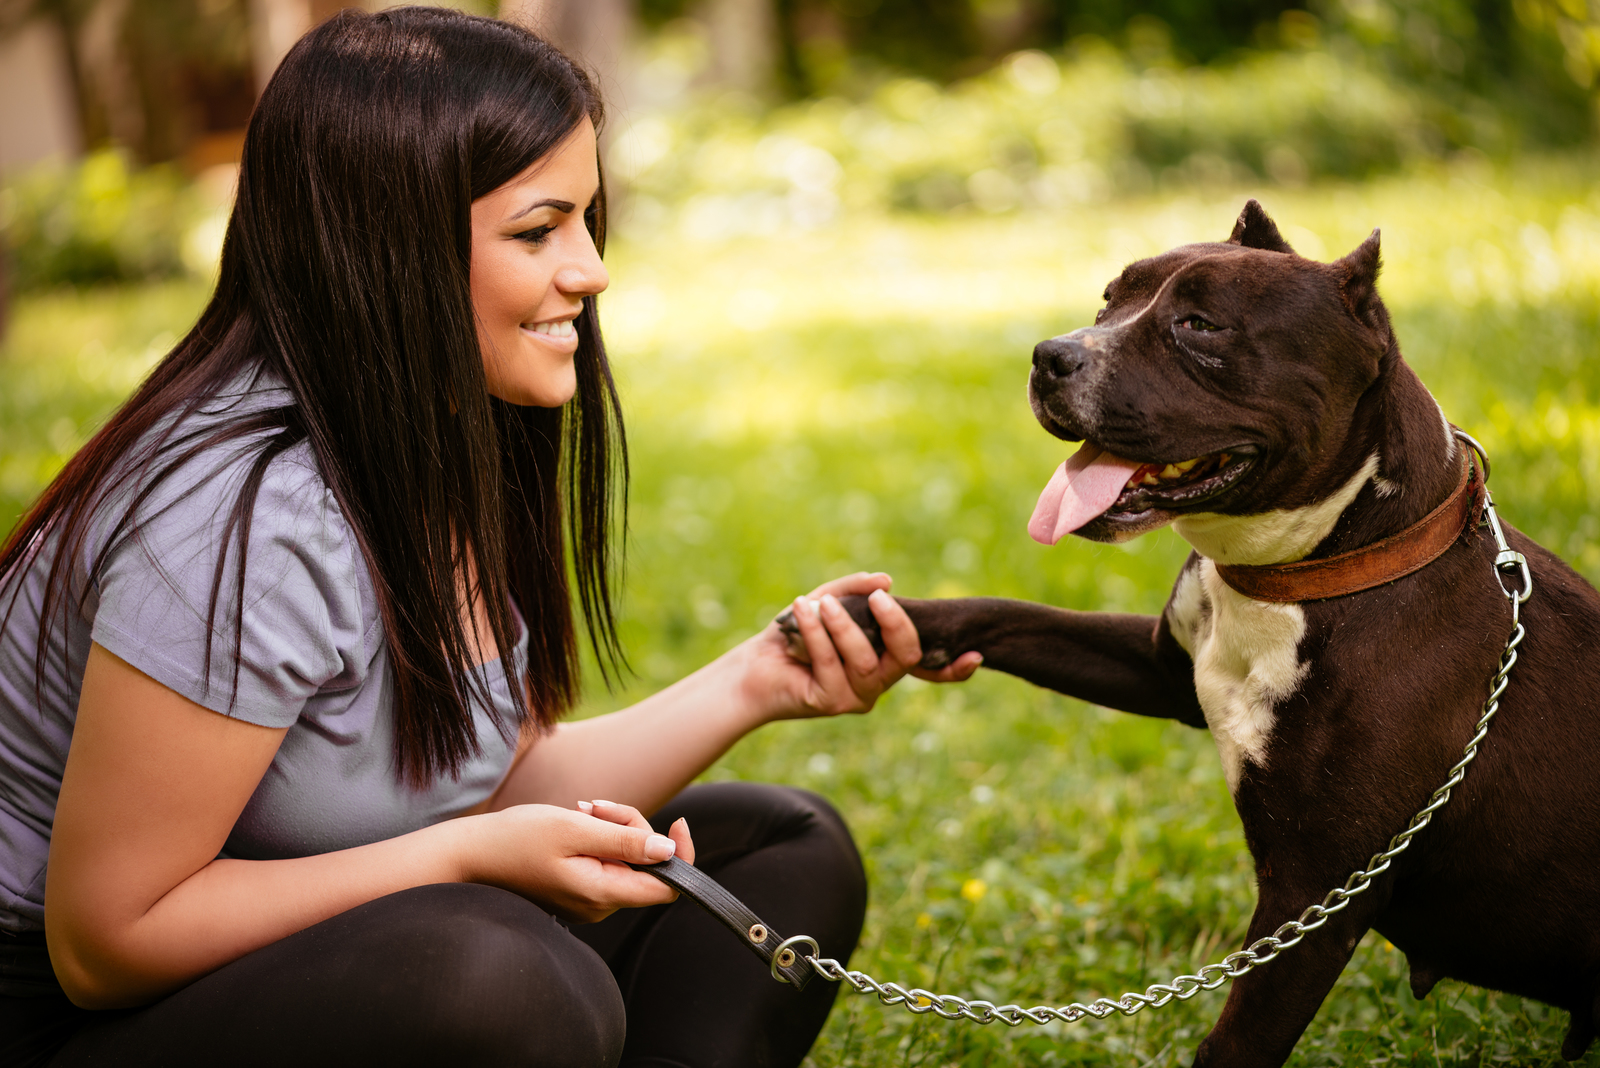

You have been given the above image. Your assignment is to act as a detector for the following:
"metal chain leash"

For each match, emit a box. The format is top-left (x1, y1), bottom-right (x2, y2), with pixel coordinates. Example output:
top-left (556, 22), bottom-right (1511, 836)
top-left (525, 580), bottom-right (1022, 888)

top-left (772, 432), bottom-right (1532, 1028)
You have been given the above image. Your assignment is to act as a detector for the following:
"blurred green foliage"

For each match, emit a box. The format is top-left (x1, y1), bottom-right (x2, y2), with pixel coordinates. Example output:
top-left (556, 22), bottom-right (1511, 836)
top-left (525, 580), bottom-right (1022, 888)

top-left (616, 43), bottom-right (1475, 230)
top-left (0, 150), bottom-right (202, 291)
top-left (639, 0), bottom-right (1597, 139)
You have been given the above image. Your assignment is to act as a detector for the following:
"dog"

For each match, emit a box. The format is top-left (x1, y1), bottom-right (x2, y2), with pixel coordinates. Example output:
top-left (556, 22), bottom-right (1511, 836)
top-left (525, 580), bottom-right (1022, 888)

top-left (780, 200), bottom-right (1600, 1066)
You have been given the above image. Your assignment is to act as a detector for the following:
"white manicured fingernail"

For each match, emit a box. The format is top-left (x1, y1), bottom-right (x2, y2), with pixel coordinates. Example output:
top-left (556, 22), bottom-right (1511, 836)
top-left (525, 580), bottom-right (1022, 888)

top-left (645, 834), bottom-right (677, 861)
top-left (591, 799), bottom-right (614, 807)
top-left (577, 801), bottom-right (593, 814)
top-left (821, 594), bottom-right (840, 611)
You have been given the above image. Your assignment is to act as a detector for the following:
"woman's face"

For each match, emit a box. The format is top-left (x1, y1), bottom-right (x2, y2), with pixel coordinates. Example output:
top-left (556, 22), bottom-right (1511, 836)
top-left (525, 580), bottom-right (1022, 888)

top-left (469, 118), bottom-right (609, 407)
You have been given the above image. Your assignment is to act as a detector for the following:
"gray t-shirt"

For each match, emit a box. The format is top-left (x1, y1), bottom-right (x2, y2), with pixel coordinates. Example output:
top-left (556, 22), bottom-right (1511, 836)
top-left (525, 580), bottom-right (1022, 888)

top-left (0, 369), bottom-right (524, 934)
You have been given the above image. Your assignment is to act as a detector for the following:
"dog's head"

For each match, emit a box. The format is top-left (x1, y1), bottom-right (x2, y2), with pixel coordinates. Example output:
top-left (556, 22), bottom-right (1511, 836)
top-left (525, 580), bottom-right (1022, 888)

top-left (1028, 200), bottom-right (1394, 547)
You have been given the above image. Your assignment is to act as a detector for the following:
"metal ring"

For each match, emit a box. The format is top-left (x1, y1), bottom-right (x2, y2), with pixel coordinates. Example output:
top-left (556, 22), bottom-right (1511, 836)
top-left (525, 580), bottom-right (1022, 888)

top-left (748, 923), bottom-right (768, 944)
top-left (1453, 428), bottom-right (1491, 484)
top-left (770, 934), bottom-right (819, 984)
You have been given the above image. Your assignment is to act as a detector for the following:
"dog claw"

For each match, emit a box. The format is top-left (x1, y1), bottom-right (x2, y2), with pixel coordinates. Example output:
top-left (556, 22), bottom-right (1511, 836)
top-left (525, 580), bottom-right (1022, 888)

top-left (774, 608), bottom-right (811, 665)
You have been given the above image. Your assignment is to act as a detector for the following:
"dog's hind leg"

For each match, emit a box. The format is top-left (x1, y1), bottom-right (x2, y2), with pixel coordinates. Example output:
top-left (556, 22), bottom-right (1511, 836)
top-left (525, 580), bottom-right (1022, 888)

top-left (1560, 987), bottom-right (1599, 1061)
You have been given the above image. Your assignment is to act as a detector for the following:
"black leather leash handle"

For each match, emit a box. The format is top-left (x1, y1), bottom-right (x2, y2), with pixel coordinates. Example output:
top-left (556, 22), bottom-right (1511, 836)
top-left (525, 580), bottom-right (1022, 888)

top-left (629, 856), bottom-right (814, 990)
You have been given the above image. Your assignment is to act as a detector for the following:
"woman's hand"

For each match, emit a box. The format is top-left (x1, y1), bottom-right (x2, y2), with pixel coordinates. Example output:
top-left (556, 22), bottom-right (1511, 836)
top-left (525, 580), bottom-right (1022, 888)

top-left (732, 572), bottom-right (982, 723)
top-left (461, 799), bottom-right (695, 924)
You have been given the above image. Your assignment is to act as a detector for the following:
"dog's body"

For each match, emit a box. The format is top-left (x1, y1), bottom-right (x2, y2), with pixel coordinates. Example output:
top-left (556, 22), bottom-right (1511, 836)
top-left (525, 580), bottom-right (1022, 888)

top-left (794, 203), bottom-right (1600, 1066)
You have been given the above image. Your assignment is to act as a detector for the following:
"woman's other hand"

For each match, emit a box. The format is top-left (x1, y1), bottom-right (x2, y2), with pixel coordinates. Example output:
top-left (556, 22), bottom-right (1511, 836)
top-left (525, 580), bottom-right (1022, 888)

top-left (734, 572), bottom-right (981, 722)
top-left (463, 798), bottom-right (695, 924)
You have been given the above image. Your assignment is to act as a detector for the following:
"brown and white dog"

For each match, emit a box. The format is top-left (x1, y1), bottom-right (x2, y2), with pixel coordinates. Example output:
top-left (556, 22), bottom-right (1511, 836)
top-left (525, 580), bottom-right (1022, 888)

top-left (786, 201), bottom-right (1600, 1066)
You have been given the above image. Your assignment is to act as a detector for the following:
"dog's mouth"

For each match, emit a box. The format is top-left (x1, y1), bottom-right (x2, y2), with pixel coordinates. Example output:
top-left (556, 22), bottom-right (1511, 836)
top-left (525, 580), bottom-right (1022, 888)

top-left (1113, 450), bottom-right (1252, 511)
top-left (1029, 442), bottom-right (1255, 545)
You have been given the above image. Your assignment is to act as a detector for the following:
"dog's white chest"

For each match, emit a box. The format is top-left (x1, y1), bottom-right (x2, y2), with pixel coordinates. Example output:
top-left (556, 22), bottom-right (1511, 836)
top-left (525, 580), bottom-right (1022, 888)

top-left (1168, 561), bottom-right (1309, 793)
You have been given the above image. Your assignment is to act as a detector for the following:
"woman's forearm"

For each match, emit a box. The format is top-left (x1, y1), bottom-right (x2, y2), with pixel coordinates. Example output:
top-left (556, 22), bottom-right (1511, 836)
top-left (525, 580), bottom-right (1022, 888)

top-left (492, 644), bottom-right (768, 815)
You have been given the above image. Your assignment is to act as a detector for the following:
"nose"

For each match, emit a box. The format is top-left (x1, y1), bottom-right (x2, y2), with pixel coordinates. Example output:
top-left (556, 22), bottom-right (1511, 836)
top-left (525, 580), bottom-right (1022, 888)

top-left (557, 226), bottom-right (610, 299)
top-left (1032, 336), bottom-right (1087, 380)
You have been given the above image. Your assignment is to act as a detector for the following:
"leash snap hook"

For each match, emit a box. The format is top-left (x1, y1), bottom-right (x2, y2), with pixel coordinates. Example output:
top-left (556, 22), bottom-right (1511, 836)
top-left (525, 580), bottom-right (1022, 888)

top-left (1480, 493), bottom-right (1532, 604)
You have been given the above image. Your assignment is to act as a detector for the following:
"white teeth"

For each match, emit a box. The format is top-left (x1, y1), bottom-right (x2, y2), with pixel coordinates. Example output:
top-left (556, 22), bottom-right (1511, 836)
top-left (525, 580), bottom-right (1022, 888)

top-left (528, 319), bottom-right (576, 338)
top-left (1161, 464), bottom-right (1182, 479)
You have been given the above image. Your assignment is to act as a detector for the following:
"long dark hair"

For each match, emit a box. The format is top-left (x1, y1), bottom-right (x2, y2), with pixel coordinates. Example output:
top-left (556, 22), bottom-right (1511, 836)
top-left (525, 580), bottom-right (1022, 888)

top-left (0, 7), bottom-right (626, 787)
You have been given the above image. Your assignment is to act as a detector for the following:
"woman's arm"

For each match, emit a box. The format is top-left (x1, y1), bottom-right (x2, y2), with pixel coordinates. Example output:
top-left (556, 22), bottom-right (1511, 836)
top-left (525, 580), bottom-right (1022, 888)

top-left (487, 573), bottom-right (980, 814)
top-left (46, 644), bottom-right (692, 1011)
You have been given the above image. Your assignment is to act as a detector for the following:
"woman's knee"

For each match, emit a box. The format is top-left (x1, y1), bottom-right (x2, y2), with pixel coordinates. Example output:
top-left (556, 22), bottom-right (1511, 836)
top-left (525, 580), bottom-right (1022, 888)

top-left (357, 884), bottom-right (626, 1066)
top-left (55, 884), bottom-right (625, 1068)
top-left (661, 782), bottom-right (867, 923)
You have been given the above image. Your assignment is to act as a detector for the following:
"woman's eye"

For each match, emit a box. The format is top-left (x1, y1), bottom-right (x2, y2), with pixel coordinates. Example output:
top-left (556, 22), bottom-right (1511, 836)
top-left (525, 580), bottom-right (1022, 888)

top-left (513, 226), bottom-right (555, 246)
top-left (1179, 315), bottom-right (1221, 332)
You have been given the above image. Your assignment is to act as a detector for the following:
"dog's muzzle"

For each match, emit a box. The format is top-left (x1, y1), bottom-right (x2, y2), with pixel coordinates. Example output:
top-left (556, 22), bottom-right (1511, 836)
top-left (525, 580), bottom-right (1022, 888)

top-left (1032, 335), bottom-right (1091, 381)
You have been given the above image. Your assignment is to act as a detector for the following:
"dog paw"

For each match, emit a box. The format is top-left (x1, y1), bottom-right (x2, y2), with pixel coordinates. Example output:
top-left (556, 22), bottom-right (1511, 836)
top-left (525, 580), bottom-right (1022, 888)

top-left (774, 595), bottom-right (886, 666)
top-left (774, 607), bottom-right (809, 664)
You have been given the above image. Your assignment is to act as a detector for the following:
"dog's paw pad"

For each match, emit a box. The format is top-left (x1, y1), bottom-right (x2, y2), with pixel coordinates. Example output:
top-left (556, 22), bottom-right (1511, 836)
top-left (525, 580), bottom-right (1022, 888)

top-left (774, 609), bottom-right (811, 665)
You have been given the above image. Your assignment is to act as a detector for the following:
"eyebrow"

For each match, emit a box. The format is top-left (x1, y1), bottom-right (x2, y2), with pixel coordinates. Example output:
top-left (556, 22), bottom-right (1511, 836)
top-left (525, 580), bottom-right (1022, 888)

top-left (508, 197), bottom-right (576, 222)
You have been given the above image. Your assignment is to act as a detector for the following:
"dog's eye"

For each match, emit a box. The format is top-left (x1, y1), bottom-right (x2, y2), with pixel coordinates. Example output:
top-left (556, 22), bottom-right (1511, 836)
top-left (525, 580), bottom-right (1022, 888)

top-left (1179, 316), bottom-right (1221, 332)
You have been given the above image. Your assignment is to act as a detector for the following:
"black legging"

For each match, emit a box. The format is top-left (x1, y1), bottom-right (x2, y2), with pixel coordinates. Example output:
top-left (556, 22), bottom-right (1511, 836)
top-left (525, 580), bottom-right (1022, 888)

top-left (0, 783), bottom-right (867, 1068)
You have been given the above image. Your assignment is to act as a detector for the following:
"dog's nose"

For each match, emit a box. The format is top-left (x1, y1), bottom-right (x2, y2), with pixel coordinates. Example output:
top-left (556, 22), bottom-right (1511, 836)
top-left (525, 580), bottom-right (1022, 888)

top-left (1032, 337), bottom-right (1086, 380)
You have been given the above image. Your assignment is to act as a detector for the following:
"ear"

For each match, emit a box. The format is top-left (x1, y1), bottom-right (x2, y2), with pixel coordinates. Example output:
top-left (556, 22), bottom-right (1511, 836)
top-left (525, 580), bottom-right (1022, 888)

top-left (1334, 228), bottom-right (1388, 337)
top-left (1226, 199), bottom-right (1295, 254)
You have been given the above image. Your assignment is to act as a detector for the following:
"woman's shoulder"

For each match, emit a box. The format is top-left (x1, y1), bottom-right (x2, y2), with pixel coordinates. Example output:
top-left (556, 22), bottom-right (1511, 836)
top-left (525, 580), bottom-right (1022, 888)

top-left (86, 365), bottom-right (379, 727)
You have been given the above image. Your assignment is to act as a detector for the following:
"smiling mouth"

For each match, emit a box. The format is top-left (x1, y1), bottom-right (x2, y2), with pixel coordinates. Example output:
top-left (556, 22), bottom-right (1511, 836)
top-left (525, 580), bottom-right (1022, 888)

top-left (1108, 449), bottom-right (1254, 514)
top-left (526, 319), bottom-right (577, 338)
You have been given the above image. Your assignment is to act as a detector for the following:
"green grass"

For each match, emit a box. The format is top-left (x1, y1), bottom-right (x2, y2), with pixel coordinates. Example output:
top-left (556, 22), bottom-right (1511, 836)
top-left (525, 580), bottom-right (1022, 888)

top-left (4, 154), bottom-right (1600, 1065)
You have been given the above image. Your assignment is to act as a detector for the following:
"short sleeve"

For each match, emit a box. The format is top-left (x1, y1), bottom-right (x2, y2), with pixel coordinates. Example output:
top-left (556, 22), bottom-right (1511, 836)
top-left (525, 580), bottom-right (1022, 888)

top-left (89, 441), bottom-right (373, 729)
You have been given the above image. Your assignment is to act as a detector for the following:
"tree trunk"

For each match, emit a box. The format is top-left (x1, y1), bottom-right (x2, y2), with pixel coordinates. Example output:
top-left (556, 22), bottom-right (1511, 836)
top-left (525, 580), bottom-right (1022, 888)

top-left (699, 0), bottom-right (776, 95)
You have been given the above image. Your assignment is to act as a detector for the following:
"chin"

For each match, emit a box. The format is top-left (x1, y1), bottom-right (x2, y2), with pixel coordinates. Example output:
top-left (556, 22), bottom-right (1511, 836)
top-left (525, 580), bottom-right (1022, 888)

top-left (487, 357), bottom-right (577, 408)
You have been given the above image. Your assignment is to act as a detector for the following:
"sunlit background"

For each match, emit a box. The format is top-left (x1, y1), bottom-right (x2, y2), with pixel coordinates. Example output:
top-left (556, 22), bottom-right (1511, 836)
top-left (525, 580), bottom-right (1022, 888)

top-left (3, 0), bottom-right (1600, 1063)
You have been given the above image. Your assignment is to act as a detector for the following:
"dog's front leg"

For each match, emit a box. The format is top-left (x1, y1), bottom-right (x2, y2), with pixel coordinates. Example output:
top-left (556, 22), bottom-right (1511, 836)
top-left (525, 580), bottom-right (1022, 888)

top-left (1192, 883), bottom-right (1377, 1068)
top-left (779, 595), bottom-right (1205, 727)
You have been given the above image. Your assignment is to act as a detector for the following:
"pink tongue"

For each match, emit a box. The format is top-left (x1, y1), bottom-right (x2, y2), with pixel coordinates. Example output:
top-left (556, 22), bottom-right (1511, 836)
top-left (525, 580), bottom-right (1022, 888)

top-left (1028, 443), bottom-right (1144, 545)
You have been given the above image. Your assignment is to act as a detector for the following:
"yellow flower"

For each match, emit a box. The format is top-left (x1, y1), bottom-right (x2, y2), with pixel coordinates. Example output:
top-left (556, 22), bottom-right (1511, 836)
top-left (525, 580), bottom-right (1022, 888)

top-left (961, 878), bottom-right (988, 903)
top-left (916, 912), bottom-right (933, 928)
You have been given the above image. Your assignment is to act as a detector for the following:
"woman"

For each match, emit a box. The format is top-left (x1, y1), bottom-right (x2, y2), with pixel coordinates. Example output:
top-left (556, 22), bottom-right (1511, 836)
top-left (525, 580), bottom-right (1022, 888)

top-left (0, 9), bottom-right (978, 1066)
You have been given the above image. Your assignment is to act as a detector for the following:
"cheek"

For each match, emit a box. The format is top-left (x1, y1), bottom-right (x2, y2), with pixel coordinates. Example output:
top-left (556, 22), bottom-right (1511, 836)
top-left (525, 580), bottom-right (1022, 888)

top-left (471, 247), bottom-right (548, 335)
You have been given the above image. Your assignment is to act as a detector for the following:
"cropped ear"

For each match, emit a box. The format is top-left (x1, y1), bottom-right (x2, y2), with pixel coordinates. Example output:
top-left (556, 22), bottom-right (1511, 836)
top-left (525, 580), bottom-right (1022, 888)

top-left (1334, 228), bottom-right (1388, 337)
top-left (1227, 199), bottom-right (1295, 254)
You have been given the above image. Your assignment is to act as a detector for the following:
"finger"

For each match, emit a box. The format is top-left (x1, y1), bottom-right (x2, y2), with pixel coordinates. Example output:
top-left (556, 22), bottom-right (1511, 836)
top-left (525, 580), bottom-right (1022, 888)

top-left (575, 815), bottom-right (679, 865)
top-left (790, 595), bottom-right (858, 708)
top-left (668, 816), bottom-right (695, 866)
top-left (912, 651), bottom-right (984, 682)
top-left (808, 571), bottom-right (892, 600)
top-left (818, 594), bottom-right (883, 681)
top-left (866, 588), bottom-right (922, 671)
top-left (579, 798), bottom-right (652, 832)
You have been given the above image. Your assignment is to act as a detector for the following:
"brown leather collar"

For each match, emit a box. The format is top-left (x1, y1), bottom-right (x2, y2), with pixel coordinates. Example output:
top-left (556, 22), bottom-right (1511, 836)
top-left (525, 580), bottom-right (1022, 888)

top-left (1214, 451), bottom-right (1486, 603)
